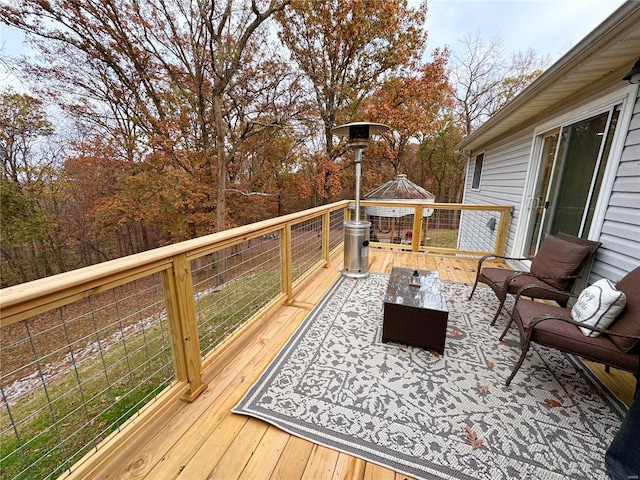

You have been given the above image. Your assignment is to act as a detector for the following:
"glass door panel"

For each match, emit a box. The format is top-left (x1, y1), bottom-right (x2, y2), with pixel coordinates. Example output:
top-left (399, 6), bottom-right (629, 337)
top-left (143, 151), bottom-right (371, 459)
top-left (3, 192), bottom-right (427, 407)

top-left (583, 107), bottom-right (620, 235)
top-left (525, 132), bottom-right (558, 256)
top-left (541, 112), bottom-right (609, 238)
top-left (526, 107), bottom-right (619, 254)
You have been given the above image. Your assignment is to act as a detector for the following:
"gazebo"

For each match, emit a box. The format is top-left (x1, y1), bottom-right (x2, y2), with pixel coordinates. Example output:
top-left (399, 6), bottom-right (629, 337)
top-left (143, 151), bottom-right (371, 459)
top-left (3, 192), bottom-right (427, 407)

top-left (364, 174), bottom-right (435, 244)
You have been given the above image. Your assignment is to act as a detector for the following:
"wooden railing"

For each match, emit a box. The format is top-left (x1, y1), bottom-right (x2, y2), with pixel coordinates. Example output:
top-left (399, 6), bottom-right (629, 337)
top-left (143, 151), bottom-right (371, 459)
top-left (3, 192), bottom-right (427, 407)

top-left (0, 200), bottom-right (511, 480)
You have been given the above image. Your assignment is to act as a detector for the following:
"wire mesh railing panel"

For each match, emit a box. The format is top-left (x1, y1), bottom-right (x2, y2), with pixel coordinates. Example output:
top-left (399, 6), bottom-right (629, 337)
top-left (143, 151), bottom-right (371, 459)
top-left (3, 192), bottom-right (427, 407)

top-left (0, 273), bottom-right (175, 480)
top-left (192, 236), bottom-right (282, 357)
top-left (457, 209), bottom-right (502, 253)
top-left (422, 209), bottom-right (462, 249)
top-left (291, 217), bottom-right (323, 282)
top-left (365, 205), bottom-right (505, 255)
top-left (368, 213), bottom-right (416, 245)
top-left (329, 209), bottom-right (345, 252)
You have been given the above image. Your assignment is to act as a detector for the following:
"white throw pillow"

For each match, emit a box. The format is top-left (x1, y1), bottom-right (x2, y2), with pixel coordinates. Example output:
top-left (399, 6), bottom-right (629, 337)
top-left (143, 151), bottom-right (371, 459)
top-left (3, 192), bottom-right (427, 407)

top-left (571, 278), bottom-right (626, 337)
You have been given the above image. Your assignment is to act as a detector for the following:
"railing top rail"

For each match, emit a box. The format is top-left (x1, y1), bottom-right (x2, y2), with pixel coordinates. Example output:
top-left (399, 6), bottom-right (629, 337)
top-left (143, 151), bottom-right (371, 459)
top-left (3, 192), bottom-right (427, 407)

top-left (0, 200), bottom-right (349, 319)
top-left (353, 200), bottom-right (513, 211)
top-left (0, 200), bottom-right (513, 323)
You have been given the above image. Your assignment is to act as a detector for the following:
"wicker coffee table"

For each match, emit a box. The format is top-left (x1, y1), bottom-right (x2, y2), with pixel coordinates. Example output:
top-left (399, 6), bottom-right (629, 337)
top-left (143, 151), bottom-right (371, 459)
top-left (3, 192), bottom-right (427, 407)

top-left (382, 267), bottom-right (449, 353)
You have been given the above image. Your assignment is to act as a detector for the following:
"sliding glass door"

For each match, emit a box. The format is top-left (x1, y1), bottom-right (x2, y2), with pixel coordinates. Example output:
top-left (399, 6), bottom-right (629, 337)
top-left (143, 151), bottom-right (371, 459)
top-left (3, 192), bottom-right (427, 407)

top-left (525, 106), bottom-right (620, 255)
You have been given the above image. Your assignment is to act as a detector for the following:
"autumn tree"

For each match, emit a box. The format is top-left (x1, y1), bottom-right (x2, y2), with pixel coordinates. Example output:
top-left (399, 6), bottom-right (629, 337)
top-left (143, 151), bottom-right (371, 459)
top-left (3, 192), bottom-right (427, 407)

top-left (275, 0), bottom-right (429, 204)
top-left (418, 118), bottom-right (466, 203)
top-left (449, 31), bottom-right (550, 135)
top-left (0, 0), bottom-right (292, 238)
top-left (364, 51), bottom-right (451, 176)
top-left (0, 89), bottom-right (59, 285)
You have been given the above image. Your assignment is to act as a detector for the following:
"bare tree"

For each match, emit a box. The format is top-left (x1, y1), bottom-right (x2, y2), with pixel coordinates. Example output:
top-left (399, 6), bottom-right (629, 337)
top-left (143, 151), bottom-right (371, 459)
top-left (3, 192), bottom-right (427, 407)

top-left (449, 31), bottom-right (550, 135)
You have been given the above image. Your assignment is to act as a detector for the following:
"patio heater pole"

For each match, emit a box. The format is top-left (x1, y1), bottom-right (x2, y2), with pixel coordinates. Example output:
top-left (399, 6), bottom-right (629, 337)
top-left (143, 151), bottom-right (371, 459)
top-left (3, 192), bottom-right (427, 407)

top-left (331, 122), bottom-right (389, 279)
top-left (354, 147), bottom-right (363, 223)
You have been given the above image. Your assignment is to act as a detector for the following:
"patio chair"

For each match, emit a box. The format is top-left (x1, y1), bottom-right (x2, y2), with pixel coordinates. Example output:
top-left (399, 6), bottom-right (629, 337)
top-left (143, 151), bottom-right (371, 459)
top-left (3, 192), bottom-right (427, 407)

top-left (468, 233), bottom-right (601, 325)
top-left (500, 267), bottom-right (640, 386)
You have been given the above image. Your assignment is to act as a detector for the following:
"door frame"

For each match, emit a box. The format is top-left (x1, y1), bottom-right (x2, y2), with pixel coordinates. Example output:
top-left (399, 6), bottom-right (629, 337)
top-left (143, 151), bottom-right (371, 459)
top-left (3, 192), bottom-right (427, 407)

top-left (513, 84), bottom-right (638, 258)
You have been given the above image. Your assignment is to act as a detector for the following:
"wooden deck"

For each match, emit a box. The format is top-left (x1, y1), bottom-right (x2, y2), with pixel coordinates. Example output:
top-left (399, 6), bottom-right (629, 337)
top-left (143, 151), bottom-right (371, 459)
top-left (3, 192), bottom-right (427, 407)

top-left (85, 249), bottom-right (635, 480)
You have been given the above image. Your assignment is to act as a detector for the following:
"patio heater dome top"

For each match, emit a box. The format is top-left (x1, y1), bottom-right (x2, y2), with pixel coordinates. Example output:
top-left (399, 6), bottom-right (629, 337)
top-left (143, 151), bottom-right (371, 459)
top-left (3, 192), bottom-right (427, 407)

top-left (331, 122), bottom-right (389, 148)
top-left (331, 121), bottom-right (390, 137)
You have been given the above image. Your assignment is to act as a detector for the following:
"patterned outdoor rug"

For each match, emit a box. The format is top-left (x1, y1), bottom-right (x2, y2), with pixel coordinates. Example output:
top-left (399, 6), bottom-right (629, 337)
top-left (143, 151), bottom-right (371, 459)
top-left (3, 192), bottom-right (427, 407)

top-left (232, 273), bottom-right (627, 479)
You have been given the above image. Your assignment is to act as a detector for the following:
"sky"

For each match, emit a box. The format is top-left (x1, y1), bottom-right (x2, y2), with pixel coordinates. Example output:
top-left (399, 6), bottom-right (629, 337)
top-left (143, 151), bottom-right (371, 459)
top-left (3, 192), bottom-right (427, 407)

top-left (423, 0), bottom-right (628, 61)
top-left (0, 0), bottom-right (630, 90)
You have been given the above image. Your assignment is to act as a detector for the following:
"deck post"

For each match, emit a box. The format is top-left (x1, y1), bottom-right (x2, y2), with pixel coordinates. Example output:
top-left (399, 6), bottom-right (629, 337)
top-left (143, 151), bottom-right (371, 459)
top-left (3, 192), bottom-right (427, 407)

top-left (344, 204), bottom-right (352, 222)
top-left (411, 205), bottom-right (424, 253)
top-left (281, 224), bottom-right (293, 303)
top-left (322, 212), bottom-right (330, 267)
top-left (495, 206), bottom-right (513, 256)
top-left (165, 253), bottom-right (208, 402)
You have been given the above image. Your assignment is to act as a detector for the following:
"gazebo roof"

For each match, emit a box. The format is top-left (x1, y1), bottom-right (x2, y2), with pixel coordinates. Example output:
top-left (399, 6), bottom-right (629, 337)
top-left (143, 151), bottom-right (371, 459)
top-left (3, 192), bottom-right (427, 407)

top-left (363, 174), bottom-right (435, 218)
top-left (364, 174), bottom-right (435, 200)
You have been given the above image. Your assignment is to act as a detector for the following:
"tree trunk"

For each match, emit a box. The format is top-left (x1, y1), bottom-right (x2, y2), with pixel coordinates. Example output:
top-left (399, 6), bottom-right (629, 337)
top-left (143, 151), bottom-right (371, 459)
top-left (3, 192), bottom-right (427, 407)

top-left (213, 95), bottom-right (226, 234)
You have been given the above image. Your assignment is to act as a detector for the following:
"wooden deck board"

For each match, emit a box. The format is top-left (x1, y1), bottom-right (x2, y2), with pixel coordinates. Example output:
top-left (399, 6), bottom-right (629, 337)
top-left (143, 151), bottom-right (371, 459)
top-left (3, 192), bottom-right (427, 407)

top-left (301, 445), bottom-right (340, 480)
top-left (88, 249), bottom-right (636, 480)
top-left (270, 435), bottom-right (314, 480)
top-left (238, 426), bottom-right (291, 480)
top-left (205, 417), bottom-right (270, 479)
top-left (331, 453), bottom-right (366, 480)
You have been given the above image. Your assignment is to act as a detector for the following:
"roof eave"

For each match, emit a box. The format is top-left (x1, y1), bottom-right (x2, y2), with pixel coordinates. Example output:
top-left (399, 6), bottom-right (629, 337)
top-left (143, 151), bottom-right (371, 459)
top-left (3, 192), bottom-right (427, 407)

top-left (457, 1), bottom-right (640, 153)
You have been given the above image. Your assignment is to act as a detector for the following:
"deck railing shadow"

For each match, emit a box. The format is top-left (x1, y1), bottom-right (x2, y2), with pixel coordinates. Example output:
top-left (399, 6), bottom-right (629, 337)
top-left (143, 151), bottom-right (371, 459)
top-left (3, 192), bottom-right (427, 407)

top-left (0, 200), bottom-right (511, 480)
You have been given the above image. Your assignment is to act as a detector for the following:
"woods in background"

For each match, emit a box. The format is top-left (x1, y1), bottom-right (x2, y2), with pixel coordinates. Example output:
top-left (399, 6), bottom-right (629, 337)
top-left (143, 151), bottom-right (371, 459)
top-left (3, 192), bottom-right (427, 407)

top-left (0, 0), bottom-right (548, 287)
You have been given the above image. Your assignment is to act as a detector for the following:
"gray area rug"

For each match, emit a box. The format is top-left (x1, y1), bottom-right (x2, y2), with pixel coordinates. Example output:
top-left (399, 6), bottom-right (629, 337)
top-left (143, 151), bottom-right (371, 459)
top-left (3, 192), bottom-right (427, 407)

top-left (232, 273), bottom-right (627, 479)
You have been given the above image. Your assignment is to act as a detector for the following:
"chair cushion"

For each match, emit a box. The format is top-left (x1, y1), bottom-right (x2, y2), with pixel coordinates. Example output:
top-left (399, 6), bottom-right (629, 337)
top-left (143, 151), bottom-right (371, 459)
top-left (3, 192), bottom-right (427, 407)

top-left (480, 268), bottom-right (571, 303)
top-left (530, 235), bottom-right (592, 290)
top-left (516, 299), bottom-right (639, 373)
top-left (571, 278), bottom-right (626, 337)
top-left (608, 267), bottom-right (640, 353)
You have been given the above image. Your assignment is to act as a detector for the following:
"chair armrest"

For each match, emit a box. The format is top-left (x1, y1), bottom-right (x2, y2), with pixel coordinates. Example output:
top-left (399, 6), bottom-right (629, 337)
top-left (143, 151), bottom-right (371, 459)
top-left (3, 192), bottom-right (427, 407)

top-left (528, 313), bottom-right (640, 340)
top-left (514, 283), bottom-right (577, 302)
top-left (477, 254), bottom-right (530, 270)
top-left (505, 271), bottom-right (580, 291)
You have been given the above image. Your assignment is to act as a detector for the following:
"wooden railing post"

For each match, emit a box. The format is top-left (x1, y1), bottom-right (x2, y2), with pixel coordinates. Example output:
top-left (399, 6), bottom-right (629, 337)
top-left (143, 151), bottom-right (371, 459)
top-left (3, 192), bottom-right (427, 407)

top-left (164, 254), bottom-right (207, 402)
top-left (344, 205), bottom-right (352, 222)
top-left (495, 206), bottom-right (513, 256)
top-left (281, 224), bottom-right (293, 304)
top-left (411, 205), bottom-right (424, 253)
top-left (322, 212), bottom-right (330, 267)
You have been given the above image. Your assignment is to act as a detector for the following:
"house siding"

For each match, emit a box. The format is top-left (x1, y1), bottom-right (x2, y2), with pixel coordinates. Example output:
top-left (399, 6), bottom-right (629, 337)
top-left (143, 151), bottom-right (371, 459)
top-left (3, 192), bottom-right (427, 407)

top-left (461, 89), bottom-right (640, 283)
top-left (460, 129), bottom-right (533, 256)
top-left (593, 91), bottom-right (640, 282)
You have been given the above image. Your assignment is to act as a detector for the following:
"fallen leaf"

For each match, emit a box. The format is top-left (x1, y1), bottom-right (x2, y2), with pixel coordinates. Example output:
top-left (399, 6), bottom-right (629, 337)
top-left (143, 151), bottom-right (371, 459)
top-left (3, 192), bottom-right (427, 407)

top-left (464, 426), bottom-right (484, 450)
top-left (429, 350), bottom-right (441, 358)
top-left (499, 340), bottom-right (510, 347)
top-left (450, 330), bottom-right (462, 337)
top-left (476, 385), bottom-right (489, 394)
top-left (487, 361), bottom-right (495, 370)
top-left (544, 399), bottom-right (562, 407)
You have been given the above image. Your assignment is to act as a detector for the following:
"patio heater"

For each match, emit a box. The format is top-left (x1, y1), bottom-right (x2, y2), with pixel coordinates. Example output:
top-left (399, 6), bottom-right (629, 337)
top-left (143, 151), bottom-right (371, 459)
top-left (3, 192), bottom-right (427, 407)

top-left (331, 122), bottom-right (389, 278)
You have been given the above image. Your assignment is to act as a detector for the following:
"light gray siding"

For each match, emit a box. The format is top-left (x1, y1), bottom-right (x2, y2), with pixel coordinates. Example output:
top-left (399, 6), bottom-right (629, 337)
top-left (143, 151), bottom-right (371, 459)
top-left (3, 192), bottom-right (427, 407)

top-left (460, 129), bottom-right (533, 255)
top-left (593, 92), bottom-right (640, 282)
top-left (461, 90), bottom-right (640, 282)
